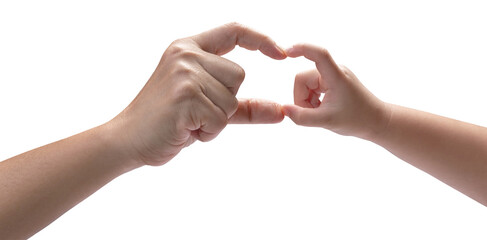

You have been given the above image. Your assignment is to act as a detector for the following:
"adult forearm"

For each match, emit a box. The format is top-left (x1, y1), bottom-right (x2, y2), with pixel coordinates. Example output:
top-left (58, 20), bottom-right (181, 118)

top-left (0, 23), bottom-right (287, 239)
top-left (368, 104), bottom-right (487, 206)
top-left (0, 122), bottom-right (141, 239)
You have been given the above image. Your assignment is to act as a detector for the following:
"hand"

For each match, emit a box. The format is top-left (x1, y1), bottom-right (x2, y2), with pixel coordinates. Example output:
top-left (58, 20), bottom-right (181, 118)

top-left (282, 43), bottom-right (390, 139)
top-left (109, 23), bottom-right (286, 166)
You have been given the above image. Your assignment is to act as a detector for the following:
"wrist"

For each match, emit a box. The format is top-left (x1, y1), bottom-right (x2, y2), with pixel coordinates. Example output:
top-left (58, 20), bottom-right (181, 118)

top-left (357, 100), bottom-right (394, 142)
top-left (95, 120), bottom-right (146, 171)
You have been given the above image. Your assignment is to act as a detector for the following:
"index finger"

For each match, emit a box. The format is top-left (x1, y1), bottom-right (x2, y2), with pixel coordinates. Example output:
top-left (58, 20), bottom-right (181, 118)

top-left (286, 43), bottom-right (341, 82)
top-left (191, 22), bottom-right (286, 60)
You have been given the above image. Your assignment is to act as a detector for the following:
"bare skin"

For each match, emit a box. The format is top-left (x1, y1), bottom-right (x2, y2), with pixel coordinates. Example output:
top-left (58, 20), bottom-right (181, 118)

top-left (2, 24), bottom-right (486, 240)
top-left (283, 43), bottom-right (487, 206)
top-left (0, 23), bottom-right (286, 239)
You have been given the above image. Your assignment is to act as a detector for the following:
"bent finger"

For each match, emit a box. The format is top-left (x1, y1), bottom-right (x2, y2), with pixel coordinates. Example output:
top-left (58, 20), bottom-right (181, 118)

top-left (194, 94), bottom-right (229, 142)
top-left (286, 43), bottom-right (340, 83)
top-left (197, 52), bottom-right (246, 95)
top-left (198, 69), bottom-right (239, 118)
top-left (191, 22), bottom-right (286, 59)
top-left (294, 69), bottom-right (323, 108)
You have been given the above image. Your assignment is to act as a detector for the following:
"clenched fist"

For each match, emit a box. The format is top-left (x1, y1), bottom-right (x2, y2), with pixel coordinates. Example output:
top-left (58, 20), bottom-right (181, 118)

top-left (109, 23), bottom-right (287, 166)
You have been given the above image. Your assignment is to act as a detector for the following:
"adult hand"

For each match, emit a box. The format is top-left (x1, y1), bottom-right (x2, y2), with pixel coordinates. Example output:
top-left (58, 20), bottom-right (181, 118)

top-left (109, 23), bottom-right (286, 166)
top-left (283, 43), bottom-right (390, 139)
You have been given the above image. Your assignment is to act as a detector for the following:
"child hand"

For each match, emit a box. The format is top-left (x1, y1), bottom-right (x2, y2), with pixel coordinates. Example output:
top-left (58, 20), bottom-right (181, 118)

top-left (283, 43), bottom-right (390, 139)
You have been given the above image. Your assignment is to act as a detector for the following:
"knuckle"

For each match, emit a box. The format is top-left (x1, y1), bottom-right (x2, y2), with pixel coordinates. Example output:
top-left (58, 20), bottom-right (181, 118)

top-left (294, 73), bottom-right (310, 89)
top-left (261, 35), bottom-right (272, 44)
top-left (225, 22), bottom-right (250, 40)
top-left (168, 39), bottom-right (200, 59)
top-left (226, 21), bottom-right (243, 31)
top-left (229, 97), bottom-right (239, 114)
top-left (319, 47), bottom-right (331, 58)
top-left (168, 38), bottom-right (187, 54)
top-left (339, 65), bottom-right (355, 78)
top-left (179, 48), bottom-right (200, 60)
top-left (295, 72), bottom-right (306, 82)
top-left (170, 38), bottom-right (185, 45)
top-left (216, 112), bottom-right (228, 128)
top-left (172, 60), bottom-right (194, 77)
top-left (234, 65), bottom-right (246, 81)
top-left (174, 80), bottom-right (200, 100)
top-left (338, 64), bottom-right (349, 72)
top-left (202, 110), bottom-right (228, 136)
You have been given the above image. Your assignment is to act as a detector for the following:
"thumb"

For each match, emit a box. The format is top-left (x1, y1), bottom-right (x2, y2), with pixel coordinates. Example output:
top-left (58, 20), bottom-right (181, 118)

top-left (229, 99), bottom-right (285, 124)
top-left (282, 104), bottom-right (328, 127)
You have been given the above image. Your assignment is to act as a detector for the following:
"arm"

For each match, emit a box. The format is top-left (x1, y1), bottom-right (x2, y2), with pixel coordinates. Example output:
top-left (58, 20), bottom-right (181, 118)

top-left (0, 23), bottom-right (286, 239)
top-left (283, 43), bottom-right (487, 206)
top-left (0, 124), bottom-right (139, 239)
top-left (371, 105), bottom-right (487, 205)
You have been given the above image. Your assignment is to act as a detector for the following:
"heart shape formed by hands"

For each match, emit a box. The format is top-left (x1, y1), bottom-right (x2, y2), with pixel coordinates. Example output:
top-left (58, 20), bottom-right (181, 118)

top-left (117, 22), bottom-right (386, 166)
top-left (196, 24), bottom-right (335, 126)
top-left (204, 23), bottom-right (387, 141)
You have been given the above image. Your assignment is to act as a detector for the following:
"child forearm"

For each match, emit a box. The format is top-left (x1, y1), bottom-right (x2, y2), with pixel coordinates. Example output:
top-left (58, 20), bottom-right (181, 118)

top-left (283, 43), bottom-right (487, 206)
top-left (367, 104), bottom-right (487, 206)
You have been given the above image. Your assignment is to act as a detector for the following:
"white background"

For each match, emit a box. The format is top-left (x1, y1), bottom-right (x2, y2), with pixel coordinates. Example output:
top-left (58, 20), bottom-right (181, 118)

top-left (1, 0), bottom-right (487, 239)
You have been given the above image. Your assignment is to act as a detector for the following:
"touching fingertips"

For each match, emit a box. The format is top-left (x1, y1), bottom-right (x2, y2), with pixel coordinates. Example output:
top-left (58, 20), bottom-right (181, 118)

top-left (279, 104), bottom-right (285, 117)
top-left (276, 45), bottom-right (287, 58)
top-left (281, 106), bottom-right (289, 117)
top-left (260, 44), bottom-right (287, 60)
top-left (282, 105), bottom-right (294, 117)
top-left (285, 46), bottom-right (304, 58)
top-left (271, 45), bottom-right (287, 60)
top-left (285, 47), bottom-right (295, 57)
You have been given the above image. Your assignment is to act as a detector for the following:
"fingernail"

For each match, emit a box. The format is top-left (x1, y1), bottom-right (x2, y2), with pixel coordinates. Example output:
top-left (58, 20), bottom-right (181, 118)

top-left (276, 45), bottom-right (287, 57)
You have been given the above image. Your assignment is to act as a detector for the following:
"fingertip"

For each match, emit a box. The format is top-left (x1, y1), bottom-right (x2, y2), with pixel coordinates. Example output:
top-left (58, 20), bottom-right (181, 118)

top-left (284, 47), bottom-right (295, 57)
top-left (285, 46), bottom-right (301, 58)
top-left (259, 44), bottom-right (284, 60)
top-left (274, 52), bottom-right (287, 60)
top-left (276, 45), bottom-right (288, 59)
top-left (282, 104), bottom-right (296, 118)
top-left (276, 103), bottom-right (286, 123)
top-left (264, 44), bottom-right (288, 60)
top-left (264, 101), bottom-right (285, 123)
